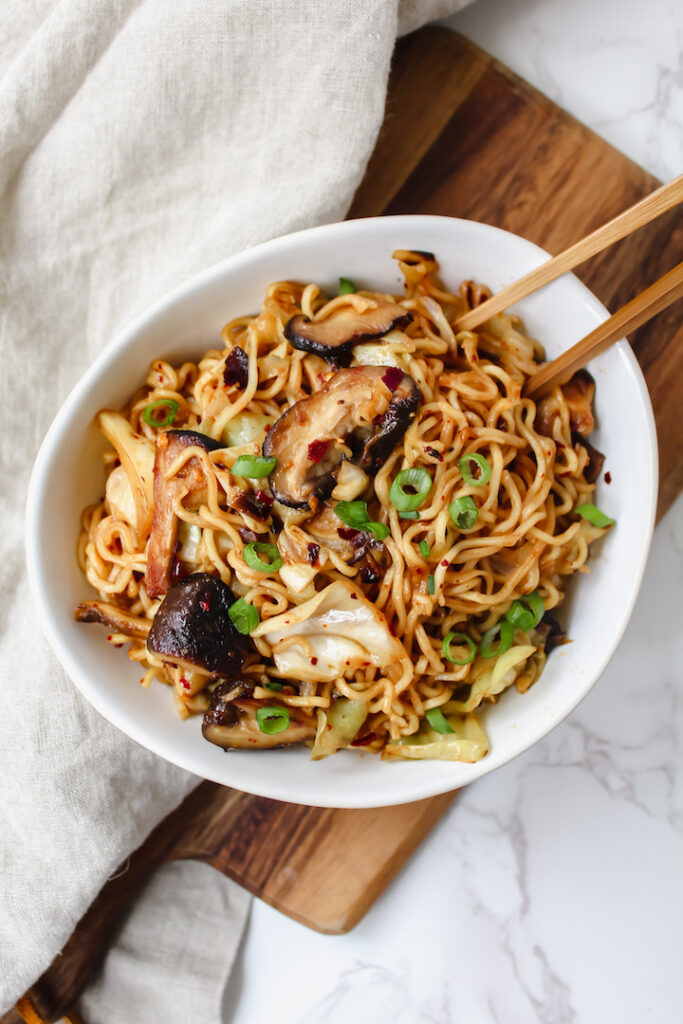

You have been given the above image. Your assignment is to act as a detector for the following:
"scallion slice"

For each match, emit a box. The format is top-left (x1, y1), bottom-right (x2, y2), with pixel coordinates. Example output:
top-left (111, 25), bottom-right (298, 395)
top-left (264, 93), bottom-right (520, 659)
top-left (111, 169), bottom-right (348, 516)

top-left (400, 511), bottom-right (419, 520)
top-left (427, 574), bottom-right (435, 595)
top-left (479, 620), bottom-right (514, 659)
top-left (142, 398), bottom-right (179, 428)
top-left (418, 540), bottom-right (430, 558)
top-left (228, 597), bottom-right (260, 635)
top-left (338, 277), bottom-right (356, 295)
top-left (243, 541), bottom-right (283, 573)
top-left (442, 631), bottom-right (477, 666)
top-left (256, 706), bottom-right (291, 734)
top-left (575, 503), bottom-right (616, 528)
top-left (449, 495), bottom-right (478, 530)
top-left (264, 681), bottom-right (284, 691)
top-left (505, 591), bottom-right (544, 632)
top-left (389, 467), bottom-right (432, 513)
top-left (333, 500), bottom-right (389, 539)
top-left (425, 707), bottom-right (455, 734)
top-left (459, 452), bottom-right (492, 486)
top-left (231, 455), bottom-right (277, 478)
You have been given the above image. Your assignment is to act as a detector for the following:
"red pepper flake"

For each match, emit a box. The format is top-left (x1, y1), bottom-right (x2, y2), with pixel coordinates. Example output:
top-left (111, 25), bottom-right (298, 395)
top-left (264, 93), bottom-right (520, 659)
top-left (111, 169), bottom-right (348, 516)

top-left (471, 353), bottom-right (478, 362)
top-left (441, 559), bottom-right (449, 567)
top-left (199, 599), bottom-right (210, 612)
top-left (106, 634), bottom-right (113, 641)
top-left (311, 657), bottom-right (318, 665)
top-left (181, 678), bottom-right (191, 691)
top-left (382, 366), bottom-right (404, 391)
top-left (426, 446), bottom-right (443, 461)
top-left (351, 731), bottom-right (377, 747)
top-left (604, 471), bottom-right (612, 484)
top-left (338, 527), bottom-right (361, 541)
top-left (308, 439), bottom-right (330, 463)
top-left (223, 347), bottom-right (249, 389)
top-left (307, 542), bottom-right (320, 565)
top-left (350, 592), bottom-right (358, 600)
top-left (264, 423), bottom-right (271, 433)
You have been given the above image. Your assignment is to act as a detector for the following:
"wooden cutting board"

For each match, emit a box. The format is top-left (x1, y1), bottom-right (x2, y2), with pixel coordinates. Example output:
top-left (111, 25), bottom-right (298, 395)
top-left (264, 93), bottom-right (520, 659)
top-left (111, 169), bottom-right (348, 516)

top-left (11, 25), bottom-right (682, 1024)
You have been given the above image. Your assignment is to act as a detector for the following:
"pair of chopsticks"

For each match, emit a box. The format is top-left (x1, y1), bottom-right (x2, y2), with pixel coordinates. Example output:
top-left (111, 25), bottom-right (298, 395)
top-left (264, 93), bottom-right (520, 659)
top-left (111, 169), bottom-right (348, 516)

top-left (453, 175), bottom-right (683, 397)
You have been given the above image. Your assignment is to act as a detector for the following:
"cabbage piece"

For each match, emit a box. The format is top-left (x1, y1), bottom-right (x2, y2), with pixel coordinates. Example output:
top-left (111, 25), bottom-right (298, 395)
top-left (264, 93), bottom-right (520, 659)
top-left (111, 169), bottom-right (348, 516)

top-left (105, 464), bottom-right (137, 526)
top-left (222, 411), bottom-right (272, 447)
top-left (251, 579), bottom-right (405, 681)
top-left (352, 333), bottom-right (411, 370)
top-left (384, 713), bottom-right (488, 762)
top-left (176, 522), bottom-right (203, 565)
top-left (98, 411), bottom-right (155, 541)
top-left (311, 698), bottom-right (368, 760)
top-left (279, 562), bottom-right (318, 596)
top-left (444, 645), bottom-right (536, 714)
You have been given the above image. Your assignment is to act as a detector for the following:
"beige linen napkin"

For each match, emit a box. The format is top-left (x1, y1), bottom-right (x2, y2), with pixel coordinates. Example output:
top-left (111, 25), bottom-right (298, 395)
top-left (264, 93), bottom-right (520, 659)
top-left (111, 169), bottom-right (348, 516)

top-left (0, 0), bottom-right (471, 1016)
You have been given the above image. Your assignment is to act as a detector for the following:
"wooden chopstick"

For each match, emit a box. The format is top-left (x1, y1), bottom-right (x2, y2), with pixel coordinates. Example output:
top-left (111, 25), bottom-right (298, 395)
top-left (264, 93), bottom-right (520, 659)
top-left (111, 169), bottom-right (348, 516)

top-left (525, 261), bottom-right (683, 398)
top-left (455, 175), bottom-right (683, 332)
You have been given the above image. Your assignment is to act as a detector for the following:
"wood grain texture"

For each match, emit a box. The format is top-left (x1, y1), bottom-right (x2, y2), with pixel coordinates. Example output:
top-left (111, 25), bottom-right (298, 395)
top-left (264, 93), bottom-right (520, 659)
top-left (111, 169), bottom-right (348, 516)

top-left (9, 25), bottom-right (683, 1024)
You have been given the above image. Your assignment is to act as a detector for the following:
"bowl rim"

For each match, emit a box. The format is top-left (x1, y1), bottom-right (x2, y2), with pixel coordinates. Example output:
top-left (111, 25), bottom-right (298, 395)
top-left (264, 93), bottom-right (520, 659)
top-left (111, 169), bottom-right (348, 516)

top-left (25, 215), bottom-right (658, 806)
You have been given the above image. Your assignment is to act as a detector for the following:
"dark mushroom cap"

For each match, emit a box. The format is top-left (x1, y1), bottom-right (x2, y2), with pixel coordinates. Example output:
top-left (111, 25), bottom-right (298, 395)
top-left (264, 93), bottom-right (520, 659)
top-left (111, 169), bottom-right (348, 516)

top-left (202, 688), bottom-right (316, 750)
top-left (284, 300), bottom-right (413, 366)
top-left (263, 365), bottom-right (419, 509)
top-left (147, 573), bottom-right (249, 676)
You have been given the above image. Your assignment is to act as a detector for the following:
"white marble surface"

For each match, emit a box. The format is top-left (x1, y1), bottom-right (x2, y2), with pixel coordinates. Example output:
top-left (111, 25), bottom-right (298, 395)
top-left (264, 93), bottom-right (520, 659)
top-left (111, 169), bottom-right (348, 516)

top-left (226, 3), bottom-right (683, 1022)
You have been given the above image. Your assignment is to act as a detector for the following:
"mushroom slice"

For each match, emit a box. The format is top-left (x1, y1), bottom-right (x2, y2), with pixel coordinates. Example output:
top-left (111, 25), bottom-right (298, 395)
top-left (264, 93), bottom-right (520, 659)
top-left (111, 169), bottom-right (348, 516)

top-left (202, 686), bottom-right (316, 750)
top-left (147, 573), bottom-right (249, 677)
top-left (572, 430), bottom-right (605, 483)
top-left (563, 369), bottom-right (596, 437)
top-left (146, 429), bottom-right (223, 599)
top-left (536, 369), bottom-right (596, 439)
top-left (263, 365), bottom-right (419, 509)
top-left (251, 579), bottom-right (405, 682)
top-left (74, 600), bottom-right (151, 638)
top-left (284, 300), bottom-right (413, 365)
top-left (98, 411), bottom-right (155, 542)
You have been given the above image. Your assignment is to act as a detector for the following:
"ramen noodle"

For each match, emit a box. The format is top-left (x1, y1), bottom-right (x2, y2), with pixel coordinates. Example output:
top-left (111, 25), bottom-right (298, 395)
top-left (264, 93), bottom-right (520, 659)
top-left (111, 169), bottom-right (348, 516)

top-left (75, 250), bottom-right (614, 762)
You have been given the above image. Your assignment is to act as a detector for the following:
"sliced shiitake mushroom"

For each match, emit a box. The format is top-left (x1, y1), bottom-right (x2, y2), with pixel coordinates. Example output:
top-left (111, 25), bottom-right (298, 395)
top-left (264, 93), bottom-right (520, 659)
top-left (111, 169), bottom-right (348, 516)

top-left (202, 684), bottom-right (316, 749)
top-left (146, 429), bottom-right (223, 599)
top-left (147, 573), bottom-right (249, 677)
top-left (263, 365), bottom-right (419, 509)
top-left (74, 600), bottom-right (151, 638)
top-left (285, 299), bottom-right (412, 365)
top-left (536, 369), bottom-right (596, 439)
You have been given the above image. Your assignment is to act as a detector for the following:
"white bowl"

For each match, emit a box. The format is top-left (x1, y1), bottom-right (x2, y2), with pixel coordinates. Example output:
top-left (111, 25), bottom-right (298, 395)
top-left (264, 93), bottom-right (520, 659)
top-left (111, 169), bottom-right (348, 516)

top-left (25, 216), bottom-right (657, 808)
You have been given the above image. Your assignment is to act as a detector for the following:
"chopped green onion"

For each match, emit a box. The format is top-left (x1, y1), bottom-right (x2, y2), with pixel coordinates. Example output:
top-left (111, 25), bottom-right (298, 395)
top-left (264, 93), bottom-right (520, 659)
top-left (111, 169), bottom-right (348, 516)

top-left (418, 540), bottom-right (430, 558)
top-left (427, 574), bottom-right (435, 595)
top-left (333, 500), bottom-right (389, 539)
top-left (506, 591), bottom-right (545, 632)
top-left (459, 452), bottom-right (492, 486)
top-left (400, 511), bottom-right (419, 520)
top-left (142, 398), bottom-right (179, 428)
top-left (338, 277), bottom-right (356, 295)
top-left (243, 541), bottom-right (283, 573)
top-left (228, 597), bottom-right (260, 635)
top-left (256, 706), bottom-right (291, 735)
top-left (575, 503), bottom-right (616, 528)
top-left (231, 455), bottom-right (277, 478)
top-left (449, 495), bottom-right (478, 530)
top-left (442, 631), bottom-right (477, 666)
top-left (425, 707), bottom-right (455, 734)
top-left (264, 681), bottom-right (284, 691)
top-left (389, 467), bottom-right (432, 512)
top-left (480, 620), bottom-right (514, 659)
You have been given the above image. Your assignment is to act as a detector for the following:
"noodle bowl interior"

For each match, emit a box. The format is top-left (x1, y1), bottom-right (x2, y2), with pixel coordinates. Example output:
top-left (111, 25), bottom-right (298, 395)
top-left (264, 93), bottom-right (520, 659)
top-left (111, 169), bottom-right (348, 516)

top-left (75, 250), bottom-right (614, 762)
